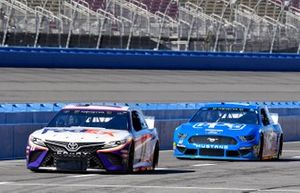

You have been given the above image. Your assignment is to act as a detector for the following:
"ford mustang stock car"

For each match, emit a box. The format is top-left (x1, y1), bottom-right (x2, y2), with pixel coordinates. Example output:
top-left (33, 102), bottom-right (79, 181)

top-left (26, 104), bottom-right (159, 172)
top-left (173, 103), bottom-right (283, 160)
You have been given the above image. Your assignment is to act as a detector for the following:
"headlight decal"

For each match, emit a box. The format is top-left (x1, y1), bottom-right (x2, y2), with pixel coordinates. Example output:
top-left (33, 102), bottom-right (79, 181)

top-left (97, 138), bottom-right (132, 153)
top-left (239, 134), bottom-right (256, 142)
top-left (29, 136), bottom-right (46, 147)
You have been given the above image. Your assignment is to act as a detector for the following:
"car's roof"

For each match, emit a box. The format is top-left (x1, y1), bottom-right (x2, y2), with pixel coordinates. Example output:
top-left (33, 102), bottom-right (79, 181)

top-left (203, 102), bottom-right (260, 109)
top-left (63, 104), bottom-right (130, 111)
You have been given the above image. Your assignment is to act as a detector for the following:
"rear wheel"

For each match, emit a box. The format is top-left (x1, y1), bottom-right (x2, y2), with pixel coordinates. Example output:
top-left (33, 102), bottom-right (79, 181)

top-left (258, 134), bottom-right (264, 161)
top-left (152, 143), bottom-right (159, 170)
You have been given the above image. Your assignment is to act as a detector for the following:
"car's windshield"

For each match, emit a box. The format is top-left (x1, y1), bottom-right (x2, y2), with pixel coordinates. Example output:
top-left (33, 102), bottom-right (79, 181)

top-left (190, 107), bottom-right (258, 125)
top-left (48, 109), bottom-right (130, 131)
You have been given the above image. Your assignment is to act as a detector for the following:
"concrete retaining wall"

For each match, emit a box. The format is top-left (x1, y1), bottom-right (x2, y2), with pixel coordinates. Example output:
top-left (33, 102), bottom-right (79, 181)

top-left (0, 104), bottom-right (300, 159)
top-left (0, 47), bottom-right (300, 71)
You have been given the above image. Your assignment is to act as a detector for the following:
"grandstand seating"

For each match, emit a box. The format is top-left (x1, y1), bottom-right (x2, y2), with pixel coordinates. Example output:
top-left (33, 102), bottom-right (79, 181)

top-left (26, 0), bottom-right (60, 13)
top-left (0, 0), bottom-right (299, 52)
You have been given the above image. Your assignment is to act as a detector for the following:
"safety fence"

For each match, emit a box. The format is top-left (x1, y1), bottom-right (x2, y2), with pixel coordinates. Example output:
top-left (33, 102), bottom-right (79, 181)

top-left (0, 102), bottom-right (300, 160)
top-left (0, 0), bottom-right (300, 52)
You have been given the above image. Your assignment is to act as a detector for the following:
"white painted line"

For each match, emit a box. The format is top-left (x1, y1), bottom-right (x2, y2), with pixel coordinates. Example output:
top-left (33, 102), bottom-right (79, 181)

top-left (261, 189), bottom-right (300, 192)
top-left (68, 174), bottom-right (98, 178)
top-left (0, 182), bottom-right (11, 185)
top-left (0, 182), bottom-right (257, 191)
top-left (193, 163), bottom-right (216, 167)
top-left (160, 150), bottom-right (173, 153)
top-left (284, 141), bottom-right (300, 144)
top-left (283, 150), bottom-right (300, 153)
top-left (291, 156), bottom-right (300, 159)
top-left (155, 168), bottom-right (169, 170)
top-left (1, 182), bottom-right (300, 192)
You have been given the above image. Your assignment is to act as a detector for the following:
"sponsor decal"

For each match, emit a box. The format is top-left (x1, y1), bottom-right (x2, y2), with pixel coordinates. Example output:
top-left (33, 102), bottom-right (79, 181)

top-left (42, 128), bottom-right (115, 136)
top-left (193, 123), bottom-right (246, 131)
top-left (196, 144), bottom-right (229, 149)
top-left (84, 129), bottom-right (115, 137)
top-left (67, 142), bottom-right (79, 151)
top-left (229, 124), bottom-right (246, 130)
top-left (56, 150), bottom-right (90, 156)
top-left (205, 129), bottom-right (223, 134)
top-left (207, 137), bottom-right (218, 143)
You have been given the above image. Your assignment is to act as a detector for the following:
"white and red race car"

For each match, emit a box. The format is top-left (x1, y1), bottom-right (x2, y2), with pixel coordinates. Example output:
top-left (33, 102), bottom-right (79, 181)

top-left (26, 104), bottom-right (159, 172)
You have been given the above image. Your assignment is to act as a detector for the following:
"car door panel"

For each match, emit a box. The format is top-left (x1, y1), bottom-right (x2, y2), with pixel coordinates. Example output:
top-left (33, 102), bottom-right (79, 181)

top-left (131, 111), bottom-right (153, 167)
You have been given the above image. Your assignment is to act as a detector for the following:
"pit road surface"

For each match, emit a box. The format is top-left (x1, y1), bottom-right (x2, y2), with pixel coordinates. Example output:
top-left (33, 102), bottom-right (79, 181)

top-left (0, 142), bottom-right (300, 193)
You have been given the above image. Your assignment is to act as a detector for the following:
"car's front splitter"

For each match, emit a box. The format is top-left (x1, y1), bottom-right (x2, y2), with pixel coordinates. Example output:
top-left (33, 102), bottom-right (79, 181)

top-left (26, 144), bottom-right (131, 172)
top-left (173, 143), bottom-right (260, 160)
top-left (174, 154), bottom-right (259, 160)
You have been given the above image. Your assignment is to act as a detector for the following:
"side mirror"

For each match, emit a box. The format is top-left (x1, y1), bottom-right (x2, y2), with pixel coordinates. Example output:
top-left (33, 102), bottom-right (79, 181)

top-left (145, 116), bottom-right (155, 129)
top-left (270, 113), bottom-right (279, 124)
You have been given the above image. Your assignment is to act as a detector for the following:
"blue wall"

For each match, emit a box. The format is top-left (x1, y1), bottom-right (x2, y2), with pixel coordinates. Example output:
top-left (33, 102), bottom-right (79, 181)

top-left (0, 47), bottom-right (300, 71)
top-left (1, 102), bottom-right (300, 160)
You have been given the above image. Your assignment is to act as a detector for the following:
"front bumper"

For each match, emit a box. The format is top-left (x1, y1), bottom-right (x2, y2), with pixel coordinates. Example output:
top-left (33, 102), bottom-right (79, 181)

top-left (173, 142), bottom-right (260, 160)
top-left (26, 143), bottom-right (131, 172)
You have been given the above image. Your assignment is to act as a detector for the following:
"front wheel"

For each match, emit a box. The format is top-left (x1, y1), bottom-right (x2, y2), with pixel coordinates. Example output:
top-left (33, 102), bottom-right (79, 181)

top-left (152, 143), bottom-right (159, 170)
top-left (127, 143), bottom-right (135, 173)
top-left (276, 135), bottom-right (283, 160)
top-left (258, 134), bottom-right (264, 161)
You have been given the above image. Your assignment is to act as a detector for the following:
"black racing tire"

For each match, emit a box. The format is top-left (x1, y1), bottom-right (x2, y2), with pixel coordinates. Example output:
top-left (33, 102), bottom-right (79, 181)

top-left (152, 143), bottom-right (159, 170)
top-left (258, 134), bottom-right (264, 161)
top-left (176, 157), bottom-right (189, 160)
top-left (29, 168), bottom-right (40, 173)
top-left (127, 142), bottom-right (135, 173)
top-left (276, 135), bottom-right (283, 160)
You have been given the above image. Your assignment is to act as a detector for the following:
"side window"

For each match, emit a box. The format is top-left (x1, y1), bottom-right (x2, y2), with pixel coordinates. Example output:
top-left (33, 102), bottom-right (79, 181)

top-left (132, 111), bottom-right (142, 132)
top-left (261, 109), bottom-right (270, 126)
top-left (138, 112), bottom-right (148, 129)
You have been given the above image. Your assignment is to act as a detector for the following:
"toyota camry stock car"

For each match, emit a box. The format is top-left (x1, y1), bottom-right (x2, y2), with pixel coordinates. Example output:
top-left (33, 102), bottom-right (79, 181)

top-left (173, 103), bottom-right (283, 160)
top-left (26, 104), bottom-right (159, 172)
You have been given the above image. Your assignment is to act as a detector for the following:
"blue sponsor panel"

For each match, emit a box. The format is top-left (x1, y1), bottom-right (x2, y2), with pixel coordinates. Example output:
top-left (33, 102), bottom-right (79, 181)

top-left (14, 124), bottom-right (46, 159)
top-left (32, 112), bottom-right (56, 124)
top-left (0, 113), bottom-right (6, 124)
top-left (0, 125), bottom-right (14, 159)
top-left (156, 120), bottom-right (186, 150)
top-left (6, 112), bottom-right (34, 124)
top-left (279, 116), bottom-right (300, 141)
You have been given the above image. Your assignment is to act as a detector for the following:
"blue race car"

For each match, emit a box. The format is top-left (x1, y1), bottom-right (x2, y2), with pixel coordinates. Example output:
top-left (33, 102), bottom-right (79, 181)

top-left (173, 103), bottom-right (283, 160)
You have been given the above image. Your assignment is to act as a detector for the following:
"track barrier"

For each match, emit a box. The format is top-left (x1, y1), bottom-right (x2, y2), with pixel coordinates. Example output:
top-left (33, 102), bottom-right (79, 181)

top-left (0, 47), bottom-right (300, 71)
top-left (0, 102), bottom-right (300, 160)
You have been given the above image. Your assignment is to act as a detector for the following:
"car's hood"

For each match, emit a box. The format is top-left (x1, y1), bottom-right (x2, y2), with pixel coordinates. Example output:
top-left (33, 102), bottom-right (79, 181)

top-left (178, 122), bottom-right (260, 136)
top-left (31, 127), bottom-right (131, 143)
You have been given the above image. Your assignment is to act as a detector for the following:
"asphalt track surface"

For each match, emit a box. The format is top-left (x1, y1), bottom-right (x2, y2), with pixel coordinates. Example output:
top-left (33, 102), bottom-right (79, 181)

top-left (0, 68), bottom-right (300, 102)
top-left (0, 142), bottom-right (299, 193)
top-left (1, 68), bottom-right (300, 192)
